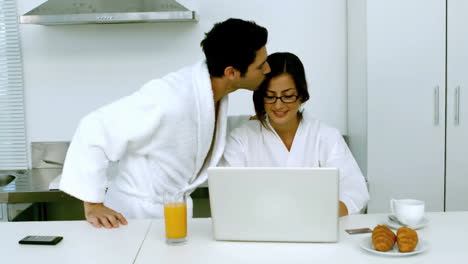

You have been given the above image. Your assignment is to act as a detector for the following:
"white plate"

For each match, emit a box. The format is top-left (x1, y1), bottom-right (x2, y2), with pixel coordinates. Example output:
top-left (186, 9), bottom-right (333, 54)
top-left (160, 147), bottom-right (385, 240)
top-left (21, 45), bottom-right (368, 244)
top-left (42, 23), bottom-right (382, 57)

top-left (359, 236), bottom-right (428, 257)
top-left (386, 215), bottom-right (429, 230)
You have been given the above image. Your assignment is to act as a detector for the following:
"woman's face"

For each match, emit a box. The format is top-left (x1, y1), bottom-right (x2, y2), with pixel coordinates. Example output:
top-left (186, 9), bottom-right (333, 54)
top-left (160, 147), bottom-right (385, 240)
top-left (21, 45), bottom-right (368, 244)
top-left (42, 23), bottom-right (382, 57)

top-left (264, 73), bottom-right (301, 129)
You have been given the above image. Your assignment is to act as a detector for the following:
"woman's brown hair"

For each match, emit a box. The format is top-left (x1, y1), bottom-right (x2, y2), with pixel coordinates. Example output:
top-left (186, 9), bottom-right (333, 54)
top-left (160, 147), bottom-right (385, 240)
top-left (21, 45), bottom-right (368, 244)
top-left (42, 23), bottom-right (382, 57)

top-left (253, 52), bottom-right (310, 127)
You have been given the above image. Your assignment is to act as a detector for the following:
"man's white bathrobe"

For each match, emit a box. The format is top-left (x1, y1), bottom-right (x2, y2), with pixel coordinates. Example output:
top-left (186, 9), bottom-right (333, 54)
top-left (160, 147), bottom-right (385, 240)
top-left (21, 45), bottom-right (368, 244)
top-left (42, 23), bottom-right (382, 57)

top-left (60, 61), bottom-right (228, 219)
top-left (221, 113), bottom-right (369, 214)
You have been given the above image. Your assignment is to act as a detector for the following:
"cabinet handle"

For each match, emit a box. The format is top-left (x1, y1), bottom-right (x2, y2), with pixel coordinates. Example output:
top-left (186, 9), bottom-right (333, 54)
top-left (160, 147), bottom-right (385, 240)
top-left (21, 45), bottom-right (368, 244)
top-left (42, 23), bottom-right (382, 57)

top-left (434, 86), bottom-right (439, 125)
top-left (455, 86), bottom-right (460, 125)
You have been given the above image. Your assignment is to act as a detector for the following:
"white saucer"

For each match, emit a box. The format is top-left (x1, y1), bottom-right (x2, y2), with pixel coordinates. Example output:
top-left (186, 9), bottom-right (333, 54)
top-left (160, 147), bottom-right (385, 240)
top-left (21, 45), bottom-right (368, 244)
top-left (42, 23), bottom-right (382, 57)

top-left (386, 215), bottom-right (429, 230)
top-left (359, 236), bottom-right (429, 257)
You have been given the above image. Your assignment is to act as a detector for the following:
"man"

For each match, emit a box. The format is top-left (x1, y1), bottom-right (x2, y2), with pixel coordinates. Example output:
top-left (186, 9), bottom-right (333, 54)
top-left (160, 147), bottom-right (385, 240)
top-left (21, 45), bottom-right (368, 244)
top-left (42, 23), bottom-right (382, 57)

top-left (60, 18), bottom-right (270, 228)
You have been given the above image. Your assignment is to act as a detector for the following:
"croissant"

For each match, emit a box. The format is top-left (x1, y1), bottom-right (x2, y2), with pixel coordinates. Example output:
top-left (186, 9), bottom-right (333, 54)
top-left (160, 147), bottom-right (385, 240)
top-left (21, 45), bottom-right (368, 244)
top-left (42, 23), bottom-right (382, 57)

top-left (372, 225), bottom-right (396, 252)
top-left (397, 227), bottom-right (419, 252)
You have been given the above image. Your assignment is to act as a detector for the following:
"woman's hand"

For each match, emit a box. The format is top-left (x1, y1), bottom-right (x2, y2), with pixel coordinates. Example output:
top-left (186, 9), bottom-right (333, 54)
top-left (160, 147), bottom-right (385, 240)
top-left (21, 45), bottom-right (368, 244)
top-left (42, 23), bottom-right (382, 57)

top-left (83, 202), bottom-right (128, 228)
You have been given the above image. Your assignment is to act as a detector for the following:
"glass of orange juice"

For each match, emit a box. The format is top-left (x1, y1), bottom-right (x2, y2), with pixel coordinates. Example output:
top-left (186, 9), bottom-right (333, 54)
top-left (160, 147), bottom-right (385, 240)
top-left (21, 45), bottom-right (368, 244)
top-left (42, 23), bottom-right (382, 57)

top-left (163, 192), bottom-right (187, 244)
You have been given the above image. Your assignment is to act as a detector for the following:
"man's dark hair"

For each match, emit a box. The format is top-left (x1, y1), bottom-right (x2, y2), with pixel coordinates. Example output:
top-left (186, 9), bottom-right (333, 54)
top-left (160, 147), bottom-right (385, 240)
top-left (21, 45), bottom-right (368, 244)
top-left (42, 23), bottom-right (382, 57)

top-left (253, 52), bottom-right (310, 127)
top-left (201, 18), bottom-right (268, 77)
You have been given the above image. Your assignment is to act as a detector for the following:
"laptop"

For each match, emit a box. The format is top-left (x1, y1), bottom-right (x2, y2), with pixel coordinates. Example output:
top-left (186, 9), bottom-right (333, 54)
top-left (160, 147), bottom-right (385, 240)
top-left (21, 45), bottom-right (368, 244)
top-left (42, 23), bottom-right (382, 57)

top-left (208, 167), bottom-right (339, 242)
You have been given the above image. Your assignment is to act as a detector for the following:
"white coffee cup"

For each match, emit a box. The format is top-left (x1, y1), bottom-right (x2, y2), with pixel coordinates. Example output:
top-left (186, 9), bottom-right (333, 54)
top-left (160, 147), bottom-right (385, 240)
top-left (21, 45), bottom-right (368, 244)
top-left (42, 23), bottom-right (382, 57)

top-left (390, 199), bottom-right (425, 226)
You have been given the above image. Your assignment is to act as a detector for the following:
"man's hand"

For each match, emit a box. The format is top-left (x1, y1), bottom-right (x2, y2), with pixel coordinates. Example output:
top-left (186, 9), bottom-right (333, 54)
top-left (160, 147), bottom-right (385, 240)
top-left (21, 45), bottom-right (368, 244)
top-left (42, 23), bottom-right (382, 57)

top-left (83, 202), bottom-right (128, 228)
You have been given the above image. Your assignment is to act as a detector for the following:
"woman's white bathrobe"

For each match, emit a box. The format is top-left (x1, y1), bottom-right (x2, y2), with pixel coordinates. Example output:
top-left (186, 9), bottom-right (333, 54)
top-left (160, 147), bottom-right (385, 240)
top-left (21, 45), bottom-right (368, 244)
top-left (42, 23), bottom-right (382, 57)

top-left (60, 61), bottom-right (228, 219)
top-left (221, 114), bottom-right (369, 214)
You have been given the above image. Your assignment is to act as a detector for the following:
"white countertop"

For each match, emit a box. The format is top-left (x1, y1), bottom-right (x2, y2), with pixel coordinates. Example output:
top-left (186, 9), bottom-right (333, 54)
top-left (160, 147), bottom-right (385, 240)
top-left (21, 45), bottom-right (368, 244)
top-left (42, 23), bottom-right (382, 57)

top-left (0, 219), bottom-right (151, 264)
top-left (1, 212), bottom-right (467, 263)
top-left (136, 212), bottom-right (468, 264)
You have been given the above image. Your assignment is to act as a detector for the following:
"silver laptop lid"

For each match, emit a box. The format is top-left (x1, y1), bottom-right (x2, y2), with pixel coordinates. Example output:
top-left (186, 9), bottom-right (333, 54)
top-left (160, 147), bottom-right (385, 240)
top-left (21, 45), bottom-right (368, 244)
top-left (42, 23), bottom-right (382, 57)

top-left (208, 167), bottom-right (339, 242)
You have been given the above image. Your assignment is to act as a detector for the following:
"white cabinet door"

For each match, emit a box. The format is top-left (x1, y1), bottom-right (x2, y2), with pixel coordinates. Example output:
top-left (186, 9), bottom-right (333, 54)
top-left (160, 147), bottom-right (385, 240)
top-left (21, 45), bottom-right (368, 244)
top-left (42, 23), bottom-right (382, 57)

top-left (446, 0), bottom-right (468, 211)
top-left (366, 0), bottom-right (446, 212)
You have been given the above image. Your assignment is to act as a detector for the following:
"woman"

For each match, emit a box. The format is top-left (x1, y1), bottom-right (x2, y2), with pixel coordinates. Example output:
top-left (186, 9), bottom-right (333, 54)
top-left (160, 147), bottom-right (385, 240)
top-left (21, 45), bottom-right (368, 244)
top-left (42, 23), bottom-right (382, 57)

top-left (221, 52), bottom-right (369, 216)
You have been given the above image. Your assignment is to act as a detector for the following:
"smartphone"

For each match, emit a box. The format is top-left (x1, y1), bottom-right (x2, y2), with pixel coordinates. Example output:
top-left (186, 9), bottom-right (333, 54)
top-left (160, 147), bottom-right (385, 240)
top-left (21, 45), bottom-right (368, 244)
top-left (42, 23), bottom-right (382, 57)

top-left (19, 235), bottom-right (63, 245)
top-left (345, 228), bottom-right (372, 235)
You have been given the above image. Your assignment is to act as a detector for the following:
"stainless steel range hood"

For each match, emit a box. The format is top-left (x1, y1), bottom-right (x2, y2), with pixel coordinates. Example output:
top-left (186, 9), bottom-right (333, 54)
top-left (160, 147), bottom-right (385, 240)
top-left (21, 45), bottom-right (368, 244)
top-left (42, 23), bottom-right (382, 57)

top-left (20, 0), bottom-right (198, 25)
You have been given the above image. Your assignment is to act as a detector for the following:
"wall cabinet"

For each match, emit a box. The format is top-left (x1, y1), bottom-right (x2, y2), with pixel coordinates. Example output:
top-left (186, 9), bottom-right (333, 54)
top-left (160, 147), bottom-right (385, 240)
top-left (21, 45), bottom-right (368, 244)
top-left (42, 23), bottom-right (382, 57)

top-left (347, 0), bottom-right (467, 213)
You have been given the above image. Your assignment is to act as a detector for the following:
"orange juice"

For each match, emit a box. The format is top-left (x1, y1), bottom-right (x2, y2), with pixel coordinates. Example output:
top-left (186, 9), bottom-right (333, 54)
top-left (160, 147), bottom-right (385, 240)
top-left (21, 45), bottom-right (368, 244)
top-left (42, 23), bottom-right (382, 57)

top-left (164, 202), bottom-right (187, 239)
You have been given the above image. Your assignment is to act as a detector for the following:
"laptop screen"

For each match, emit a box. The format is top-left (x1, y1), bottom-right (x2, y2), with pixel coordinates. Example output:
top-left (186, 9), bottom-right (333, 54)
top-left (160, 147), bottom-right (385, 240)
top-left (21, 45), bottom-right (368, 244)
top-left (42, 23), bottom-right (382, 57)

top-left (208, 167), bottom-right (339, 242)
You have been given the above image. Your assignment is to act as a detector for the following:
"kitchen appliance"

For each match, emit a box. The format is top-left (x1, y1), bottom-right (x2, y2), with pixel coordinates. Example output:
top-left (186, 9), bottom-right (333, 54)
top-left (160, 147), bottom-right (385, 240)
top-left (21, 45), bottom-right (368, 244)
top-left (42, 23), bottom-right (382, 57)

top-left (21, 0), bottom-right (198, 25)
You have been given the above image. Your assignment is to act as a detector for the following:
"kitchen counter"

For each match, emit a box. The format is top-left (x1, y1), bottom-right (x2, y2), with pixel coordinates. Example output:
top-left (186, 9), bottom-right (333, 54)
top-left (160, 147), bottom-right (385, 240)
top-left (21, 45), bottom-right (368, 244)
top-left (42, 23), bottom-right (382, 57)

top-left (0, 168), bottom-right (210, 207)
top-left (0, 164), bottom-right (210, 219)
top-left (137, 212), bottom-right (468, 263)
top-left (0, 168), bottom-right (77, 203)
top-left (0, 212), bottom-right (466, 263)
top-left (0, 219), bottom-right (151, 263)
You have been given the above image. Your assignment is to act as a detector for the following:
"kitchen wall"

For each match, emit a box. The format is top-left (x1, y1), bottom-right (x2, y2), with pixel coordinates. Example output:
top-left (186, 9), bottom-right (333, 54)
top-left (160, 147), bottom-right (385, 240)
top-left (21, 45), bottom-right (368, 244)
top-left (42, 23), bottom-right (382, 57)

top-left (18, 0), bottom-right (347, 144)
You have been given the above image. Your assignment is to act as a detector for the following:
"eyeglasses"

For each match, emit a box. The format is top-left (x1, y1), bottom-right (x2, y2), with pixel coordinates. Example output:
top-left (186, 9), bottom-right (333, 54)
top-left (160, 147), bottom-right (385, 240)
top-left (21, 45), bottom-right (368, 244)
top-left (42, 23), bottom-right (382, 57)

top-left (263, 95), bottom-right (299, 104)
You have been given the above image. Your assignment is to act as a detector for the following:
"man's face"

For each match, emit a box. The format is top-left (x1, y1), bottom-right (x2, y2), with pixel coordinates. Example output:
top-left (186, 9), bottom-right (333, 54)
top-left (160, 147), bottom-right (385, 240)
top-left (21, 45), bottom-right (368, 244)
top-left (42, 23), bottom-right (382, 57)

top-left (237, 46), bottom-right (271, 91)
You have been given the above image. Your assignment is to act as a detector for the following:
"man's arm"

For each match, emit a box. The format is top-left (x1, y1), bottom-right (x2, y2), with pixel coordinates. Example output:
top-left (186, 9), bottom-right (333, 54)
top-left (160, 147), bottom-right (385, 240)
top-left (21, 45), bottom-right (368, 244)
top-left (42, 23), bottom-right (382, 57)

top-left (84, 202), bottom-right (128, 228)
